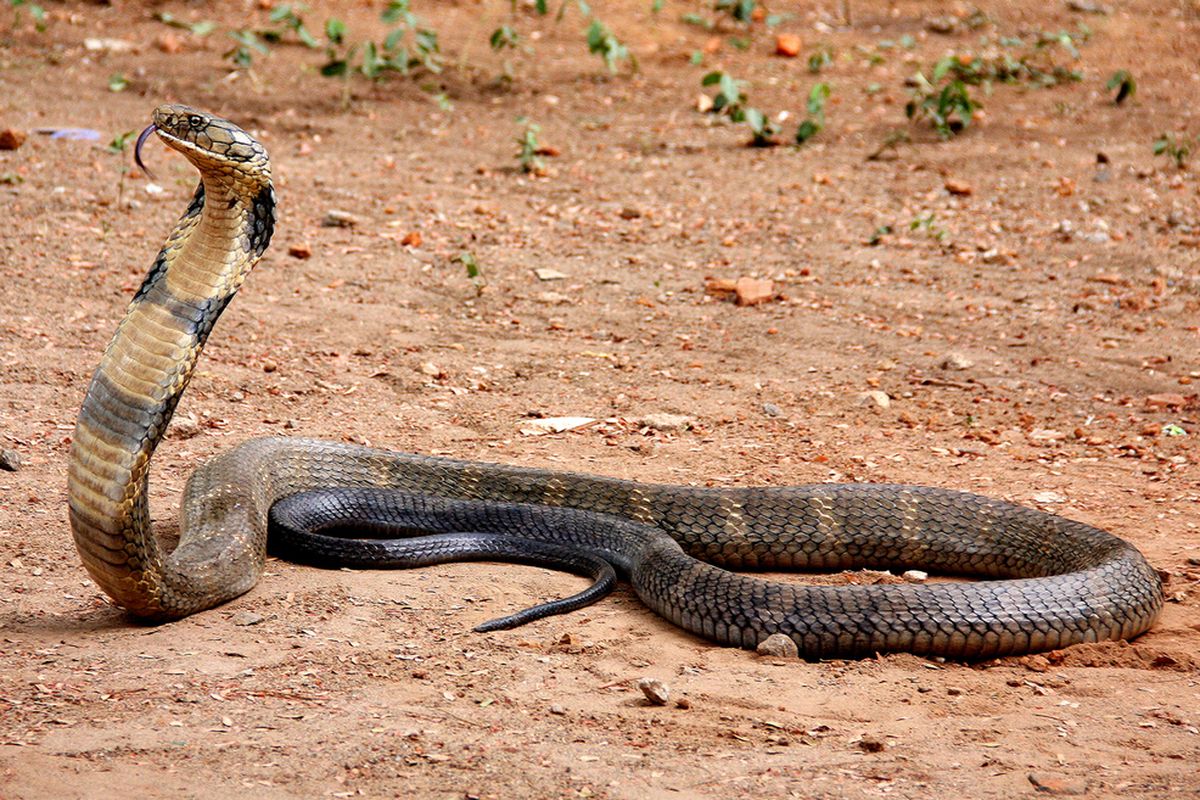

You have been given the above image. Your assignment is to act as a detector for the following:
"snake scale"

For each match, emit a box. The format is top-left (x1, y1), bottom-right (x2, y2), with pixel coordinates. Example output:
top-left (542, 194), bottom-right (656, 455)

top-left (66, 106), bottom-right (1163, 659)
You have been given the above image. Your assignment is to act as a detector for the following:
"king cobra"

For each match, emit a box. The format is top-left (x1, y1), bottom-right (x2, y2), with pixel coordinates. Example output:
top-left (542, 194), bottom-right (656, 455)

top-left (67, 106), bottom-right (1163, 659)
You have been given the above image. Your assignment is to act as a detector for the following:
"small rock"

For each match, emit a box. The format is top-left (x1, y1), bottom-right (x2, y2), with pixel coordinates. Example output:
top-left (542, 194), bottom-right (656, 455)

top-left (946, 686), bottom-right (965, 696)
top-left (762, 402), bottom-right (782, 418)
top-left (944, 178), bottom-right (973, 196)
top-left (549, 704), bottom-right (566, 716)
top-left (940, 352), bottom-right (974, 370)
top-left (858, 736), bottom-right (887, 753)
top-left (636, 413), bottom-right (693, 432)
top-left (925, 15), bottom-right (959, 33)
top-left (756, 633), bottom-right (799, 659)
top-left (637, 677), bottom-right (670, 706)
top-left (1028, 773), bottom-right (1088, 795)
top-left (774, 33), bottom-right (803, 57)
top-left (156, 32), bottom-right (183, 53)
top-left (0, 449), bottom-right (22, 472)
top-left (1032, 491), bottom-right (1066, 504)
top-left (696, 93), bottom-right (715, 113)
top-left (980, 248), bottom-right (1008, 264)
top-left (231, 611), bottom-right (264, 626)
top-left (400, 231), bottom-right (422, 247)
top-left (674, 697), bottom-right (691, 710)
top-left (535, 291), bottom-right (571, 305)
top-left (735, 277), bottom-right (775, 306)
top-left (1066, 0), bottom-right (1110, 13)
top-left (618, 207), bottom-right (642, 220)
top-left (0, 128), bottom-right (27, 151)
top-left (262, 360), bottom-right (278, 373)
top-left (901, 570), bottom-right (928, 583)
top-left (858, 390), bottom-right (890, 409)
top-left (419, 362), bottom-right (444, 378)
top-left (1144, 393), bottom-right (1188, 409)
top-left (322, 209), bottom-right (360, 227)
top-left (168, 414), bottom-right (201, 440)
top-left (534, 268), bottom-right (568, 281)
top-left (287, 243), bottom-right (313, 259)
top-left (84, 37), bottom-right (134, 53)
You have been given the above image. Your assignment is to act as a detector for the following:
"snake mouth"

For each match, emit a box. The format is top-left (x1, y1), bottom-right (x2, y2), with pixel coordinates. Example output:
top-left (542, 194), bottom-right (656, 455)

top-left (134, 122), bottom-right (157, 177)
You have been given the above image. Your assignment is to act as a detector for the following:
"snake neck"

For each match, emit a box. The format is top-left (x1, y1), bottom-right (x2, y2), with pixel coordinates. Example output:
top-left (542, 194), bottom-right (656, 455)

top-left (67, 172), bottom-right (275, 617)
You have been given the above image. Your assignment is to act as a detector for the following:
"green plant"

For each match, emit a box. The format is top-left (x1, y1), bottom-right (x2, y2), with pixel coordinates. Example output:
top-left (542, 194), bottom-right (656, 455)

top-left (910, 212), bottom-right (946, 240)
top-left (1106, 70), bottom-right (1136, 105)
top-left (701, 71), bottom-right (780, 146)
top-left (226, 29), bottom-right (269, 68)
top-left (107, 73), bottom-right (128, 92)
top-left (154, 11), bottom-right (215, 36)
top-left (1153, 133), bottom-right (1193, 169)
top-left (714, 0), bottom-right (756, 23)
top-left (807, 46), bottom-right (834, 74)
top-left (265, 4), bottom-right (319, 47)
top-left (8, 0), bottom-right (46, 32)
top-left (454, 251), bottom-right (486, 295)
top-left (321, 1), bottom-right (441, 81)
top-left (794, 82), bottom-right (830, 144)
top-left (107, 131), bottom-right (137, 207)
top-left (516, 119), bottom-right (546, 174)
top-left (905, 65), bottom-right (980, 139)
top-left (586, 19), bottom-right (633, 74)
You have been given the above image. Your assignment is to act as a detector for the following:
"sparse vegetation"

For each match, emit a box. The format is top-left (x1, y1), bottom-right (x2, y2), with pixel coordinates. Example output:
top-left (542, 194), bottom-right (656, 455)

top-left (795, 83), bottom-right (831, 145)
top-left (1107, 70), bottom-right (1136, 104)
top-left (516, 119), bottom-right (547, 174)
top-left (1154, 133), bottom-right (1193, 169)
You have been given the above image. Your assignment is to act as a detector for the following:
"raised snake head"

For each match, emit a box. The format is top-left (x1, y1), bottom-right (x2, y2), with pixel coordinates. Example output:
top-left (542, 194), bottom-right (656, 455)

top-left (136, 104), bottom-right (271, 191)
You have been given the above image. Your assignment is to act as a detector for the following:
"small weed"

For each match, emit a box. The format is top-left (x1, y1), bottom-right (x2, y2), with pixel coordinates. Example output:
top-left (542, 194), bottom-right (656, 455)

top-left (107, 73), bottom-right (128, 92)
top-left (454, 251), bottom-right (486, 296)
top-left (713, 0), bottom-right (756, 23)
top-left (795, 82), bottom-right (830, 145)
top-left (516, 119), bottom-right (547, 174)
top-left (586, 19), bottom-right (634, 74)
top-left (154, 11), bottom-right (215, 36)
top-left (680, 13), bottom-right (714, 30)
top-left (106, 131), bottom-right (136, 154)
top-left (1153, 133), bottom-right (1193, 169)
top-left (867, 225), bottom-right (893, 246)
top-left (702, 71), bottom-right (778, 146)
top-left (266, 4), bottom-right (319, 47)
top-left (1106, 70), bottom-right (1136, 105)
top-left (807, 46), bottom-right (834, 74)
top-left (8, 0), bottom-right (46, 32)
top-left (910, 212), bottom-right (946, 240)
top-left (226, 29), bottom-right (269, 68)
top-left (905, 66), bottom-right (980, 139)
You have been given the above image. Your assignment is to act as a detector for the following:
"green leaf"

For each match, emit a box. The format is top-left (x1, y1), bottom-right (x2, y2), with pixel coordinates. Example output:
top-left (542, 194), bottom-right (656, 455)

top-left (107, 73), bottom-right (128, 92)
top-left (325, 18), bottom-right (345, 44)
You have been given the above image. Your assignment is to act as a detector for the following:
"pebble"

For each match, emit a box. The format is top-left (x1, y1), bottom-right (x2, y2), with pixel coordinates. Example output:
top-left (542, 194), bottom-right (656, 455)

top-left (322, 209), bottom-right (360, 227)
top-left (946, 686), bottom-right (964, 696)
top-left (674, 697), bottom-right (691, 710)
top-left (901, 570), bottom-right (928, 583)
top-left (925, 15), bottom-right (958, 33)
top-left (858, 390), bottom-right (890, 409)
top-left (0, 449), bottom-right (22, 471)
top-left (761, 402), bottom-right (782, 418)
top-left (0, 128), bottom-right (27, 151)
top-left (857, 735), bottom-right (887, 752)
top-left (756, 633), bottom-right (799, 659)
top-left (1031, 491), bottom-right (1066, 504)
top-left (287, 242), bottom-right (313, 259)
top-left (637, 677), bottom-right (670, 706)
top-left (944, 178), bottom-right (972, 196)
top-left (534, 268), bottom-right (568, 281)
top-left (1028, 773), bottom-right (1088, 795)
top-left (940, 352), bottom-right (974, 370)
top-left (231, 611), bottom-right (264, 626)
top-left (636, 413), bottom-right (693, 432)
top-left (774, 33), bottom-right (802, 57)
top-left (735, 277), bottom-right (775, 306)
top-left (549, 704), bottom-right (566, 715)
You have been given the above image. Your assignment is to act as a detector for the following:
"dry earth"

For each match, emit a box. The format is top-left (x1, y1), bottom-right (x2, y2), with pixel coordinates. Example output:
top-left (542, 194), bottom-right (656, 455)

top-left (1, 1), bottom-right (1198, 797)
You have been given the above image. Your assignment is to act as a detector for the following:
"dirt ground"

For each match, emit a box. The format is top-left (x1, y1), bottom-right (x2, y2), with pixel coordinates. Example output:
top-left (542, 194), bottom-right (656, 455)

top-left (1, 1), bottom-right (1199, 797)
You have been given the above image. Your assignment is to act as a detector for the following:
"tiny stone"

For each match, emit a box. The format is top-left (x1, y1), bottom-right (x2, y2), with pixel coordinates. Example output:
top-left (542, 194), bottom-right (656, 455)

top-left (637, 677), bottom-right (670, 706)
top-left (287, 242), bottom-right (313, 259)
top-left (901, 570), bottom-right (928, 583)
top-left (549, 704), bottom-right (566, 716)
top-left (858, 390), bottom-right (891, 409)
top-left (946, 686), bottom-right (964, 696)
top-left (0, 449), bottom-right (22, 472)
top-left (636, 413), bottom-right (693, 432)
top-left (858, 736), bottom-right (886, 753)
top-left (944, 178), bottom-right (972, 196)
top-left (762, 402), bottom-right (782, 418)
top-left (322, 209), bottom-right (360, 227)
top-left (534, 268), bottom-right (568, 281)
top-left (1028, 773), bottom-right (1088, 795)
top-left (940, 352), bottom-right (974, 370)
top-left (231, 611), bottom-right (264, 626)
top-left (734, 277), bottom-right (775, 306)
top-left (925, 15), bottom-right (958, 33)
top-left (619, 207), bottom-right (642, 220)
top-left (0, 128), bottom-right (27, 151)
top-left (756, 633), bottom-right (799, 659)
top-left (674, 697), bottom-right (691, 710)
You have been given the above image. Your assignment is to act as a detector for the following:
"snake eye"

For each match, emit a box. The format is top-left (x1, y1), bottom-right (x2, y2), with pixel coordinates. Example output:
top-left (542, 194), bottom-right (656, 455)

top-left (187, 114), bottom-right (205, 129)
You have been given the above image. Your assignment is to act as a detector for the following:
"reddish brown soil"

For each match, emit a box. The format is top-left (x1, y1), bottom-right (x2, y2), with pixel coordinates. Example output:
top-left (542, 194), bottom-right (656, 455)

top-left (1, 1), bottom-right (1198, 797)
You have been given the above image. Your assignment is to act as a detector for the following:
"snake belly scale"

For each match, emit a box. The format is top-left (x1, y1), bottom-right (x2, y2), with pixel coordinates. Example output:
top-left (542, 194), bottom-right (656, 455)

top-left (66, 106), bottom-right (1163, 659)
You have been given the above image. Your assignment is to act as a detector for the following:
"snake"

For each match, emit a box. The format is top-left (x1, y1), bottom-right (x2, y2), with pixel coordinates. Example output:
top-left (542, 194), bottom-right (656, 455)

top-left (66, 105), bottom-right (1164, 660)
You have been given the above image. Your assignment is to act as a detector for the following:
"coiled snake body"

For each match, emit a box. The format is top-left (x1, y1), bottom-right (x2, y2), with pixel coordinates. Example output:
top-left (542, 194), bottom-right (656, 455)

top-left (67, 106), bottom-right (1163, 659)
